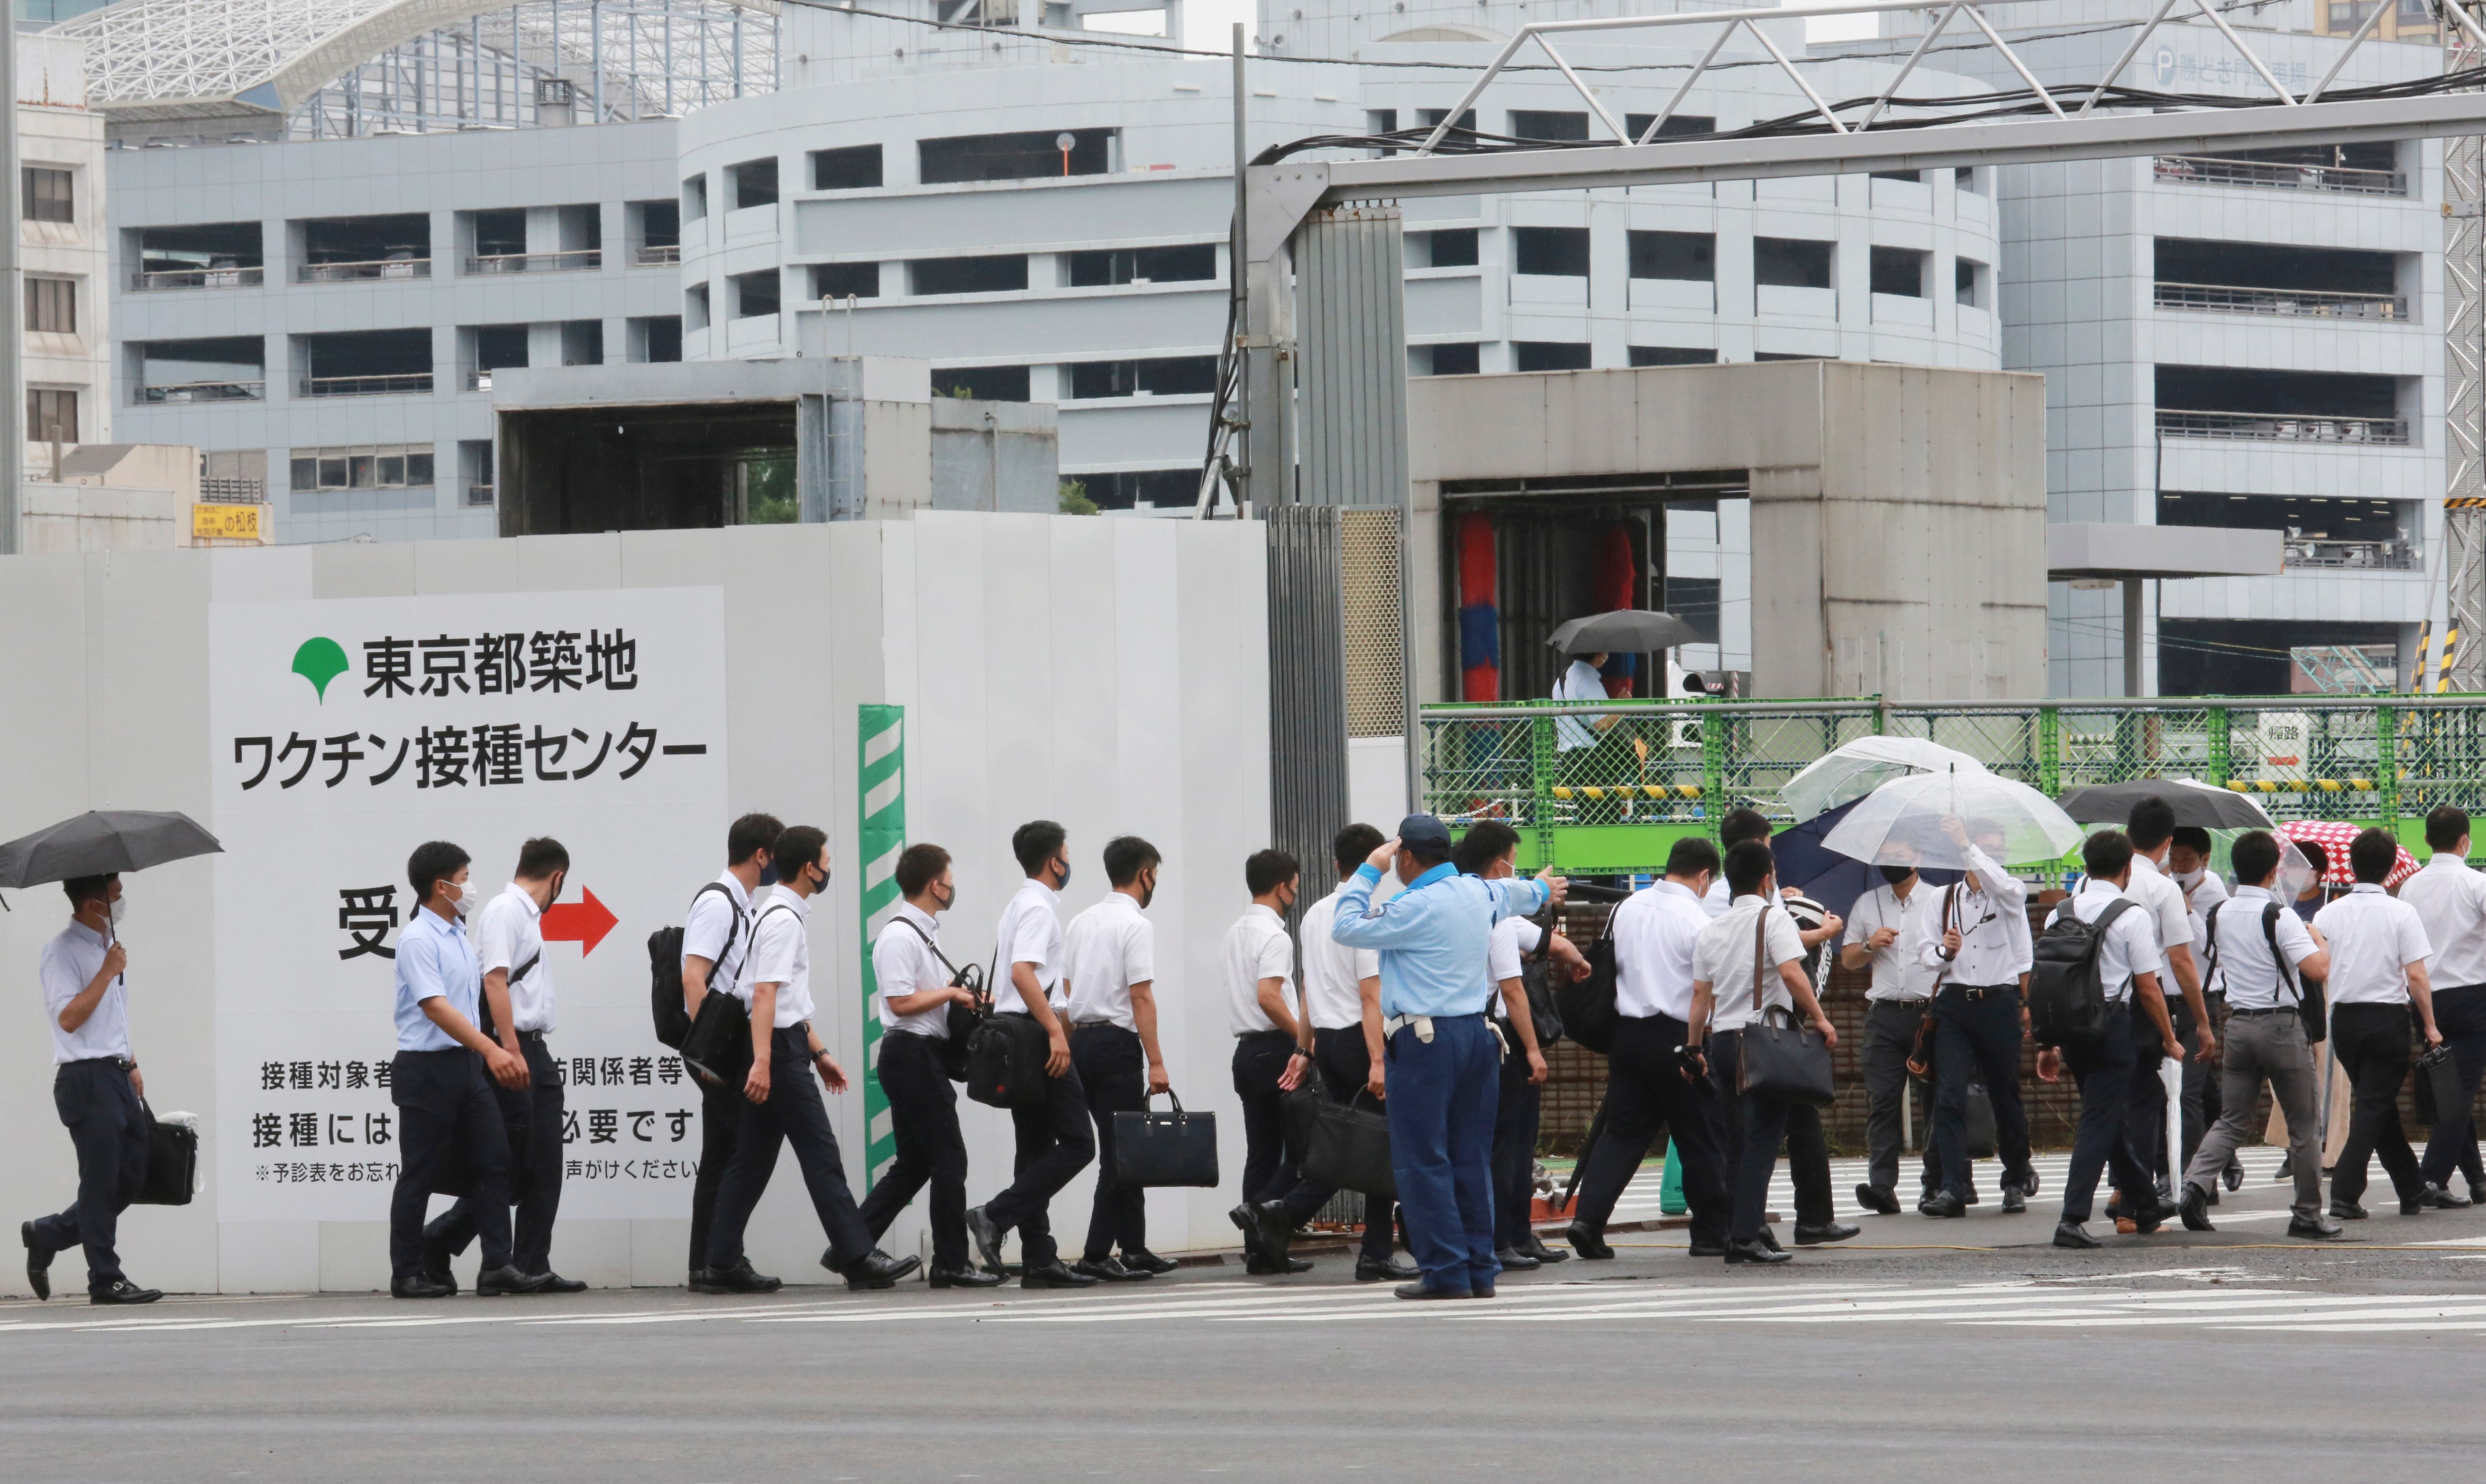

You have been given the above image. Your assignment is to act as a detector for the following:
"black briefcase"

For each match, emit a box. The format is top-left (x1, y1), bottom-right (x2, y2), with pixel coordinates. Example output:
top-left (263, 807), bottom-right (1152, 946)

top-left (1281, 1060), bottom-right (1326, 1150)
top-left (2415, 1044), bottom-right (2465, 1126)
top-left (1303, 1089), bottom-right (1395, 1202)
top-left (134, 1105), bottom-right (196, 1207)
top-left (1111, 1089), bottom-right (1220, 1187)
top-left (679, 984), bottom-right (754, 1090)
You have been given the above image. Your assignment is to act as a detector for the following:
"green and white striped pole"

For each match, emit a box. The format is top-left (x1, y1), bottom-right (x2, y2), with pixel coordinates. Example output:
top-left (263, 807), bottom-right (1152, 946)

top-left (858, 703), bottom-right (905, 1186)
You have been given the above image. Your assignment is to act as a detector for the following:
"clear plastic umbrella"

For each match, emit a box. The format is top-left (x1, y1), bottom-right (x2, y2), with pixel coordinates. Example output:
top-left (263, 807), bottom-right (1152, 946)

top-left (1821, 768), bottom-right (2084, 870)
top-left (1779, 736), bottom-right (1988, 824)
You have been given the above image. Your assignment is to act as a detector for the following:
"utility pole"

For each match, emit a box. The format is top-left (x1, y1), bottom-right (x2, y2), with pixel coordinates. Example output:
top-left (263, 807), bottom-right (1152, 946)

top-left (2446, 1), bottom-right (2486, 688)
top-left (0, 23), bottom-right (21, 556)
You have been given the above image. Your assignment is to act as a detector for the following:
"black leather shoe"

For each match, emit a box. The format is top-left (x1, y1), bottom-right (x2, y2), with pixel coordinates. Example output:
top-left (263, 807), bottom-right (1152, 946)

top-left (1394, 1281), bottom-right (1471, 1300)
top-left (2179, 1183), bottom-right (2215, 1232)
top-left (2052, 1222), bottom-right (2101, 1250)
top-left (1565, 1221), bottom-right (1613, 1260)
top-left (2401, 1197), bottom-right (2428, 1217)
top-left (1723, 1238), bottom-right (1790, 1265)
top-left (1794, 1221), bottom-right (1859, 1245)
top-left (533, 1272), bottom-right (588, 1294)
top-left (1073, 1255), bottom-right (1153, 1282)
top-left (1494, 1245), bottom-right (1541, 1271)
top-left (1961, 1187), bottom-right (1981, 1206)
top-left (1855, 1184), bottom-right (1901, 1216)
top-left (1919, 1192), bottom-right (1965, 1219)
top-left (1473, 1281), bottom-right (1496, 1300)
top-left (1245, 1253), bottom-right (1315, 1275)
top-left (419, 1225), bottom-right (458, 1295)
top-left (1687, 1239), bottom-right (1727, 1258)
top-left (2329, 1200), bottom-right (2369, 1221)
top-left (1120, 1249), bottom-right (1180, 1276)
top-left (1247, 1201), bottom-right (1296, 1267)
top-left (2273, 1153), bottom-right (2294, 1181)
top-left (2288, 1214), bottom-right (2346, 1240)
top-left (2422, 1182), bottom-right (2472, 1210)
top-left (929, 1264), bottom-right (1005, 1289)
top-left (390, 1274), bottom-right (454, 1300)
top-left (1227, 1203), bottom-right (1264, 1260)
top-left (22, 1222), bottom-right (51, 1302)
top-left (2223, 1160), bottom-right (2245, 1193)
top-left (965, 1205), bottom-right (1007, 1274)
top-left (2015, 1169), bottom-right (2042, 1199)
top-left (2000, 1187), bottom-right (2028, 1215)
top-left (840, 1251), bottom-right (922, 1291)
top-left (476, 1265), bottom-right (554, 1296)
top-left (2129, 1200), bottom-right (2174, 1236)
top-left (1022, 1260), bottom-right (1101, 1290)
top-left (2471, 1182), bottom-right (2486, 1208)
top-left (1757, 1226), bottom-right (1784, 1253)
top-left (698, 1259), bottom-right (782, 1294)
top-left (1517, 1234), bottom-right (1570, 1263)
top-left (2203, 1187), bottom-right (2220, 1207)
top-left (1356, 1253), bottom-right (1420, 1282)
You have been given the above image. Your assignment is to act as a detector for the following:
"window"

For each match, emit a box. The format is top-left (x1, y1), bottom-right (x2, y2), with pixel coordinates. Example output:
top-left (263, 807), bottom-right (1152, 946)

top-left (2328, 0), bottom-right (2375, 28)
top-left (811, 262), bottom-right (880, 299)
top-left (1067, 356), bottom-right (1218, 399)
top-left (683, 175), bottom-right (708, 221)
top-left (1870, 169), bottom-right (1921, 183)
top-left (24, 277), bottom-right (74, 333)
top-left (1954, 167), bottom-right (1980, 193)
top-left (1513, 342), bottom-right (1592, 372)
top-left (811, 144), bottom-right (885, 191)
top-left (936, 365), bottom-right (1031, 401)
top-left (1425, 229), bottom-right (1478, 268)
top-left (731, 269), bottom-right (781, 318)
top-left (1628, 231), bottom-right (1713, 281)
top-left (1756, 351), bottom-right (1824, 361)
top-left (471, 323), bottom-right (528, 375)
top-left (22, 167), bottom-right (72, 224)
top-left (910, 255), bottom-right (1029, 295)
top-left (1956, 257), bottom-right (1987, 308)
top-left (1629, 346), bottom-right (1716, 366)
top-left (287, 443), bottom-right (436, 493)
top-left (1513, 226), bottom-right (1590, 277)
top-left (1424, 343), bottom-right (1481, 376)
top-left (1508, 110), bottom-right (1589, 143)
top-left (729, 158), bottom-right (778, 211)
top-left (1063, 244), bottom-right (1217, 286)
top-left (1623, 113), bottom-right (1717, 141)
top-left (26, 388), bottom-right (75, 442)
top-left (1667, 575), bottom-right (1722, 645)
top-left (1079, 470), bottom-right (1195, 510)
top-left (1869, 246), bottom-right (1926, 298)
top-left (1417, 108), bottom-right (1478, 134)
top-left (470, 209), bottom-right (526, 258)
top-left (1755, 237), bottom-right (1833, 289)
top-left (636, 316), bottom-right (682, 363)
top-left (918, 129), bottom-right (1113, 184)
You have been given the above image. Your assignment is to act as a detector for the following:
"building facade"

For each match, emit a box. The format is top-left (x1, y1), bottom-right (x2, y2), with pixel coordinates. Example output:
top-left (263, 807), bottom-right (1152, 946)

top-left (19, 29), bottom-right (109, 468)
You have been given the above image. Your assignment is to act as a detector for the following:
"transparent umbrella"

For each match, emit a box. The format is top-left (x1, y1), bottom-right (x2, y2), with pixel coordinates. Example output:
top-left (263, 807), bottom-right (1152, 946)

top-left (1821, 768), bottom-right (2084, 870)
top-left (1780, 736), bottom-right (1988, 824)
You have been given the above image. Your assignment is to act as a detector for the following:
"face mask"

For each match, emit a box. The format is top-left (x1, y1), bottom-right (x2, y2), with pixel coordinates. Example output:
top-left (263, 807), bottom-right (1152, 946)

top-left (544, 873), bottom-right (564, 907)
top-left (1878, 865), bottom-right (1914, 886)
top-left (931, 882), bottom-right (955, 913)
top-left (757, 862), bottom-right (780, 887)
top-left (1138, 873), bottom-right (1156, 910)
top-left (106, 897), bottom-right (127, 926)
top-left (2175, 869), bottom-right (2205, 888)
top-left (1053, 859), bottom-right (1071, 891)
top-left (447, 879), bottom-right (475, 918)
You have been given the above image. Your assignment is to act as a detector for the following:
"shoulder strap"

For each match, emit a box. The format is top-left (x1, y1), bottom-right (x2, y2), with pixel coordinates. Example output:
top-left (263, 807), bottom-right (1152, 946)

top-left (2262, 901), bottom-right (2299, 1003)
top-left (891, 914), bottom-right (971, 985)
top-left (508, 950), bottom-right (541, 985)
top-left (690, 879), bottom-right (743, 966)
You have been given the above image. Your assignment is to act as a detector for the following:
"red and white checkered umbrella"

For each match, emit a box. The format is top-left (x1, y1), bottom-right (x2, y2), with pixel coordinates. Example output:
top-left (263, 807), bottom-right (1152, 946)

top-left (2280, 820), bottom-right (2418, 888)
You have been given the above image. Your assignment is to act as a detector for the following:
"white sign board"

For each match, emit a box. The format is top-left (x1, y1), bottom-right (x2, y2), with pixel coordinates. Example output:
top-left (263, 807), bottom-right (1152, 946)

top-left (207, 588), bottom-right (727, 1222)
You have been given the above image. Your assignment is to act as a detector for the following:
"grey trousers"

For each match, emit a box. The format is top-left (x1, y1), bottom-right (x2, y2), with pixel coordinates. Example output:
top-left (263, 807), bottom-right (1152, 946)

top-left (1860, 999), bottom-right (1939, 1195)
top-left (2183, 1008), bottom-right (2322, 1219)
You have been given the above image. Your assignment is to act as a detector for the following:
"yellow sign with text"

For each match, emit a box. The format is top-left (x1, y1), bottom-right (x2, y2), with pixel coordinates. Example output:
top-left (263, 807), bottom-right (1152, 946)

top-left (192, 503), bottom-right (264, 541)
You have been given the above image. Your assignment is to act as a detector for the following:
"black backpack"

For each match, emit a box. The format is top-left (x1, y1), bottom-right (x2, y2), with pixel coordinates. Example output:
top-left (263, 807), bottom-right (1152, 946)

top-left (2029, 896), bottom-right (2137, 1048)
top-left (1556, 932), bottom-right (1619, 1054)
top-left (648, 880), bottom-right (740, 1052)
top-left (965, 1011), bottom-right (1052, 1110)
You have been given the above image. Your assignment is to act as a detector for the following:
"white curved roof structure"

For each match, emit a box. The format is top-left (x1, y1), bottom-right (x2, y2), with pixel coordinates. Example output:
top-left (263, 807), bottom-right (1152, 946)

top-left (56, 0), bottom-right (778, 120)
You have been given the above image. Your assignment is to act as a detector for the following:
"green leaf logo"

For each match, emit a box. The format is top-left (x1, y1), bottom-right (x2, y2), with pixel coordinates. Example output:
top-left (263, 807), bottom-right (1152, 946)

top-left (291, 637), bottom-right (351, 702)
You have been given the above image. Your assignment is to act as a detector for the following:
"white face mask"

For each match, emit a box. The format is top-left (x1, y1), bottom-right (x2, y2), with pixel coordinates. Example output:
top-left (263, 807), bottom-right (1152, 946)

top-left (106, 897), bottom-right (126, 927)
top-left (2175, 869), bottom-right (2205, 889)
top-left (446, 878), bottom-right (475, 918)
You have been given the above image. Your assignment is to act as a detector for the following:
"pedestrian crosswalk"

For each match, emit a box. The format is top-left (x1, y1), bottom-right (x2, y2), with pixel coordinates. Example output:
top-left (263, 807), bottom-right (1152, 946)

top-left (1598, 1145), bottom-right (2296, 1224)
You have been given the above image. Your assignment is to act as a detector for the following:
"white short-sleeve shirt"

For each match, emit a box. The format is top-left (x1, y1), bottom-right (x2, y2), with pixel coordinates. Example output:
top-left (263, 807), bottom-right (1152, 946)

top-left (2314, 884), bottom-right (2433, 1007)
top-left (1222, 904), bottom-right (1298, 1036)
top-left (1487, 915), bottom-right (1545, 985)
top-left (872, 901), bottom-right (952, 1037)
top-left (992, 877), bottom-right (1065, 1016)
top-left (2046, 883), bottom-right (2165, 1003)
top-left (736, 887), bottom-right (814, 1028)
top-left (1846, 881), bottom-right (1937, 1002)
top-left (2205, 886), bottom-right (2319, 1011)
top-left (1298, 882), bottom-right (1380, 1031)
top-left (1694, 896), bottom-right (1808, 1034)
top-left (40, 919), bottom-right (128, 1063)
top-left (1553, 659), bottom-right (1610, 752)
top-left (2128, 855), bottom-right (2195, 956)
top-left (1610, 879), bottom-right (1710, 1021)
top-left (2399, 853), bottom-right (2486, 991)
top-left (1062, 893), bottom-right (1156, 1032)
top-left (681, 871), bottom-right (755, 995)
top-left (474, 882), bottom-right (554, 1034)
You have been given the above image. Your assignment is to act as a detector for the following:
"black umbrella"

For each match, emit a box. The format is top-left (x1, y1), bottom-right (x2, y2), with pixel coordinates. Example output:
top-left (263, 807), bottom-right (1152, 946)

top-left (2053, 779), bottom-right (2274, 830)
top-left (0, 810), bottom-right (224, 890)
top-left (1545, 609), bottom-right (1701, 656)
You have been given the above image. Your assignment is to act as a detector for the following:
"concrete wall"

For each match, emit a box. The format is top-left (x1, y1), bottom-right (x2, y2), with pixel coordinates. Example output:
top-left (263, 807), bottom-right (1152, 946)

top-left (1406, 362), bottom-right (2048, 701)
top-left (0, 512), bottom-right (1271, 1293)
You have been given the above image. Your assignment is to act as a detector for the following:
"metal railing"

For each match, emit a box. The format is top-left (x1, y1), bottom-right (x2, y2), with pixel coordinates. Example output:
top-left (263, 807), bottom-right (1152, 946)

top-left (465, 483), bottom-right (496, 508)
top-left (2154, 280), bottom-right (2409, 321)
top-left (299, 372), bottom-right (433, 398)
top-left (297, 258), bottom-right (431, 283)
top-left (634, 244), bottom-right (681, 266)
top-left (464, 249), bottom-right (602, 275)
top-left (200, 477), bottom-right (265, 504)
top-left (130, 265), bottom-right (264, 290)
top-left (2153, 155), bottom-right (2408, 196)
top-left (137, 379), bottom-right (264, 404)
top-left (2287, 537), bottom-right (2419, 570)
top-left (2157, 409), bottom-right (2412, 444)
top-left (1420, 695), bottom-right (2486, 868)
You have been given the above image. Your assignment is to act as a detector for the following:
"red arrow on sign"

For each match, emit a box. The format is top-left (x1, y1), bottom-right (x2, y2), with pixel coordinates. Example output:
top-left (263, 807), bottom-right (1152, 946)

top-left (541, 887), bottom-right (618, 956)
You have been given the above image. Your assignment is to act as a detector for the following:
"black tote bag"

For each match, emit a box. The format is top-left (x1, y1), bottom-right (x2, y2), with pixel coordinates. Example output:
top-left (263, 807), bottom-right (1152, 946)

top-left (1732, 910), bottom-right (1835, 1108)
top-left (2415, 1043), bottom-right (2465, 1126)
top-left (1111, 1089), bottom-right (1221, 1187)
top-left (1303, 1088), bottom-right (1396, 1202)
top-left (134, 1104), bottom-right (197, 1207)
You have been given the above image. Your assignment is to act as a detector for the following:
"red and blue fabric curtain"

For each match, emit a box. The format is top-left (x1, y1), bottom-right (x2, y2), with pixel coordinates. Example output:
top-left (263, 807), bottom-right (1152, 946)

top-left (1456, 514), bottom-right (1499, 701)
top-left (1593, 524), bottom-right (1637, 698)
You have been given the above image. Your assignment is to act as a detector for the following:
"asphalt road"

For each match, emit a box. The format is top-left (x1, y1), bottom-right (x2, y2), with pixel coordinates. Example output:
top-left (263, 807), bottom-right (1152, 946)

top-left (11, 1153), bottom-right (2486, 1484)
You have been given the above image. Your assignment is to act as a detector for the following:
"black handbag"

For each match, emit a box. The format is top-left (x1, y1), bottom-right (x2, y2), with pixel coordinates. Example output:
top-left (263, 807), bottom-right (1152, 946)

top-left (1281, 1057), bottom-right (1326, 1150)
top-left (1111, 1089), bottom-right (1221, 1187)
top-left (679, 977), bottom-right (754, 1089)
top-left (134, 1102), bottom-right (196, 1207)
top-left (2415, 1043), bottom-right (2465, 1126)
top-left (1556, 933), bottom-right (1619, 1054)
top-left (1732, 910), bottom-right (1835, 1108)
top-left (888, 917), bottom-right (986, 1083)
top-left (1302, 1087), bottom-right (1396, 1201)
top-left (966, 1011), bottom-right (1052, 1110)
top-left (1518, 912), bottom-right (1566, 1049)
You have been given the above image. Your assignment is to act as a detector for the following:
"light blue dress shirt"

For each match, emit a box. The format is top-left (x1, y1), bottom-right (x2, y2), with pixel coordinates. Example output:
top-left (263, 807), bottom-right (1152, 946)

top-left (1332, 862), bottom-right (1548, 1018)
top-left (394, 906), bottom-right (480, 1052)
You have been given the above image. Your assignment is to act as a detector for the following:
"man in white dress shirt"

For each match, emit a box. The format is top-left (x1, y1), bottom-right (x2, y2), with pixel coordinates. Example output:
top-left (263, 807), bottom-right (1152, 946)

top-left (2315, 827), bottom-right (2445, 1221)
top-left (2403, 805), bottom-right (2486, 1207)
top-left (1915, 817), bottom-right (2039, 1219)
top-left (2166, 825), bottom-right (2234, 1187)
top-left (2120, 799), bottom-right (2216, 1213)
top-left (1061, 835), bottom-right (1174, 1282)
top-left (1838, 853), bottom-right (1944, 1214)
top-left (1226, 849), bottom-right (1324, 1276)
top-left (682, 811), bottom-right (778, 1291)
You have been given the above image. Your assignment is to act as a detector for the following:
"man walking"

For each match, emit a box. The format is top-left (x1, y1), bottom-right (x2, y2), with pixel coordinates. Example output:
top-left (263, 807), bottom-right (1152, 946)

top-left (2315, 826), bottom-right (2445, 1221)
top-left (2121, 798), bottom-right (2216, 1210)
top-left (2399, 805), bottom-right (2486, 1208)
top-left (1227, 849), bottom-right (1322, 1275)
top-left (22, 872), bottom-right (159, 1305)
top-left (1839, 854), bottom-right (1942, 1215)
top-left (1333, 815), bottom-right (1561, 1300)
top-left (1917, 817), bottom-right (2040, 1219)
top-left (702, 824), bottom-right (917, 1293)
top-left (422, 838), bottom-right (584, 1292)
top-left (2047, 831), bottom-right (2181, 1249)
top-left (1062, 835), bottom-right (1176, 1281)
top-left (2167, 825), bottom-right (2234, 1183)
top-left (1296, 823), bottom-right (1419, 1283)
top-left (682, 811), bottom-right (778, 1290)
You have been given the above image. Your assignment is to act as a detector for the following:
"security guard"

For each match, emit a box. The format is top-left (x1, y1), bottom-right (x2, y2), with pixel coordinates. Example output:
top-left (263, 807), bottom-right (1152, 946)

top-left (683, 812), bottom-right (779, 1291)
top-left (22, 872), bottom-right (159, 1305)
top-left (388, 841), bottom-right (548, 1299)
top-left (702, 825), bottom-right (918, 1293)
top-left (422, 838), bottom-right (583, 1292)
top-left (1061, 835), bottom-right (1175, 1281)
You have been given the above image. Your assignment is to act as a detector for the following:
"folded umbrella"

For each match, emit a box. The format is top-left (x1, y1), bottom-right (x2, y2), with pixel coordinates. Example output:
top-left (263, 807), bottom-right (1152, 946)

top-left (1781, 736), bottom-right (1988, 825)
top-left (2055, 778), bottom-right (2275, 830)
top-left (1822, 769), bottom-right (2084, 871)
top-left (1544, 609), bottom-right (1701, 657)
top-left (0, 810), bottom-right (224, 889)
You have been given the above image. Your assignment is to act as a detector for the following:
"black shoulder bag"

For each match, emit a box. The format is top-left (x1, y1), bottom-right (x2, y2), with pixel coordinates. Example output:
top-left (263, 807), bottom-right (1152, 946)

top-left (888, 916), bottom-right (986, 1082)
top-left (649, 880), bottom-right (739, 1051)
top-left (681, 903), bottom-right (781, 1089)
top-left (1515, 909), bottom-right (1567, 1050)
top-left (1733, 906), bottom-right (1836, 1107)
